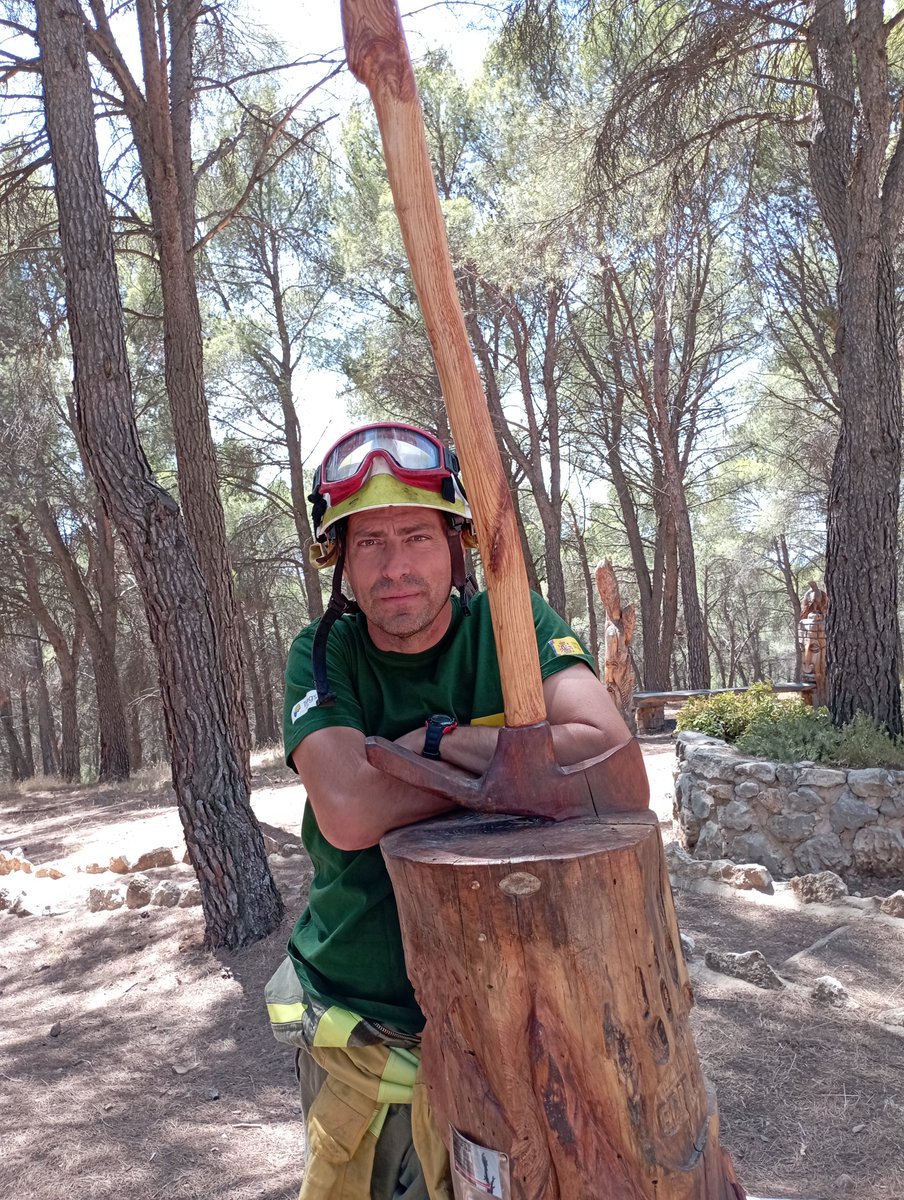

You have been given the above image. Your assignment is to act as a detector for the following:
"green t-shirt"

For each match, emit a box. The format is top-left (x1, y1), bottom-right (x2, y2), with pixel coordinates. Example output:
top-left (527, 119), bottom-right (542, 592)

top-left (282, 590), bottom-right (595, 1035)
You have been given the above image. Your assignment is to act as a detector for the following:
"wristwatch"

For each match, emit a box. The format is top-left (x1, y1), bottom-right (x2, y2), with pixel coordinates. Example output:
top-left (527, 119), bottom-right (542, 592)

top-left (422, 713), bottom-right (458, 760)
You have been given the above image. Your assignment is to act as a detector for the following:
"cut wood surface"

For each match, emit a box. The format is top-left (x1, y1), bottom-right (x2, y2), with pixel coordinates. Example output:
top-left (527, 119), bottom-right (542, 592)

top-left (383, 812), bottom-right (745, 1199)
top-left (341, 0), bottom-right (545, 727)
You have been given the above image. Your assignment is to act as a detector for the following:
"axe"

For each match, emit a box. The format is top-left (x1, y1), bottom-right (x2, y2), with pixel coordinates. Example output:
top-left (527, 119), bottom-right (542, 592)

top-left (340, 0), bottom-right (649, 821)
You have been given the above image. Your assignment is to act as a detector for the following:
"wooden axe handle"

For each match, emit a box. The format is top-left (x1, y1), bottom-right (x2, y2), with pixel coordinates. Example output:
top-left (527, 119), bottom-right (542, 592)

top-left (341, 0), bottom-right (546, 728)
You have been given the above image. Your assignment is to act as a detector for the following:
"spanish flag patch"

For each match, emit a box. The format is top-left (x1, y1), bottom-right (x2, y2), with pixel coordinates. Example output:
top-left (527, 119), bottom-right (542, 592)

top-left (548, 636), bottom-right (584, 657)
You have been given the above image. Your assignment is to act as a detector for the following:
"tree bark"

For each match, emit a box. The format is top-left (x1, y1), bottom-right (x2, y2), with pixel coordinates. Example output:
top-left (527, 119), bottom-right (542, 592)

top-left (0, 684), bottom-right (29, 782)
top-left (34, 500), bottom-right (131, 781)
top-left (383, 812), bottom-right (744, 1199)
top-left (36, 0), bottom-right (283, 948)
top-left (807, 0), bottom-right (903, 734)
top-left (84, 0), bottom-right (252, 780)
top-left (18, 679), bottom-right (36, 779)
top-left (12, 523), bottom-right (82, 781)
top-left (26, 618), bottom-right (58, 776)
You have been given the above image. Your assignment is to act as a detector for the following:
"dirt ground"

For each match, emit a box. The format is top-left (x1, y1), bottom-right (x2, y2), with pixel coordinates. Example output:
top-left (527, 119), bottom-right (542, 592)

top-left (1, 742), bottom-right (902, 1200)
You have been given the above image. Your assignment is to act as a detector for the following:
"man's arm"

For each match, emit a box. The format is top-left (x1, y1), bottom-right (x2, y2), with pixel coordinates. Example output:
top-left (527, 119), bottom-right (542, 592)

top-left (291, 727), bottom-right (469, 852)
top-left (294, 664), bottom-right (639, 851)
top-left (393, 663), bottom-right (632, 774)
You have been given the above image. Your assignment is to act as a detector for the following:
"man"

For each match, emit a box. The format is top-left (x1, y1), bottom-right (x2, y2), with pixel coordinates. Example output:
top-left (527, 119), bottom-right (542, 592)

top-left (272, 422), bottom-right (641, 1200)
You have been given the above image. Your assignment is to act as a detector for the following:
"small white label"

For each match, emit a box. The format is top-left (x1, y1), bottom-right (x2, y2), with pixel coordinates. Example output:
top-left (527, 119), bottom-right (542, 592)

top-left (450, 1127), bottom-right (510, 1199)
top-left (291, 689), bottom-right (319, 723)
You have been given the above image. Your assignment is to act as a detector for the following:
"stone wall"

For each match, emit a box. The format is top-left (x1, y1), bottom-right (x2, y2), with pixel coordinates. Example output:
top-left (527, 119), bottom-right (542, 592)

top-left (674, 731), bottom-right (904, 880)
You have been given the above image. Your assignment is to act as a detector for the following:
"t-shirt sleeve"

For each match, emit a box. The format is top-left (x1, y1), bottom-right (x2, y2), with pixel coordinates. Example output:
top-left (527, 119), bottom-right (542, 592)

top-left (283, 620), bottom-right (366, 771)
top-left (530, 592), bottom-right (598, 681)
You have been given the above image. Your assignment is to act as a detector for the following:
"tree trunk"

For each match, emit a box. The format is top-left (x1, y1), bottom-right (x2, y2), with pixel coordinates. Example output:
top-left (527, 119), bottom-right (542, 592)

top-left (18, 679), bottom-right (36, 779)
top-left (114, 0), bottom-right (252, 782)
top-left (238, 603), bottom-right (267, 748)
top-left (567, 502), bottom-right (599, 665)
top-left (824, 240), bottom-right (902, 732)
top-left (36, 0), bottom-right (283, 948)
top-left (0, 684), bottom-right (29, 782)
top-left (27, 620), bottom-right (58, 776)
top-left (383, 812), bottom-right (744, 1199)
top-left (255, 606), bottom-right (279, 744)
top-left (807, 0), bottom-right (903, 734)
top-left (34, 500), bottom-right (131, 781)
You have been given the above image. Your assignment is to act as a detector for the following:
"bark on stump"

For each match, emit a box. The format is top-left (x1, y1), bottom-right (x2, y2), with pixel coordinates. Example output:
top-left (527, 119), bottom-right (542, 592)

top-left (382, 811), bottom-right (743, 1200)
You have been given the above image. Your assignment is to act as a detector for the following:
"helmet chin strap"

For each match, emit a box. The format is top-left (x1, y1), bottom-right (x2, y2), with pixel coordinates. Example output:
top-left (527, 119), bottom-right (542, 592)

top-left (448, 524), bottom-right (477, 615)
top-left (312, 532), bottom-right (360, 706)
top-left (312, 520), bottom-right (477, 706)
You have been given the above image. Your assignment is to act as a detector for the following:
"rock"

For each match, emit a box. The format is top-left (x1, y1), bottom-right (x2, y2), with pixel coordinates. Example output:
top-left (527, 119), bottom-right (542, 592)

top-left (784, 787), bottom-right (822, 814)
top-left (811, 975), bottom-right (849, 1005)
top-left (109, 855), bottom-right (130, 874)
top-left (879, 890), bottom-right (904, 918)
top-left (693, 821), bottom-right (726, 860)
top-left (792, 834), bottom-right (851, 875)
top-left (788, 871), bottom-right (848, 904)
top-left (852, 826), bottom-right (904, 875)
top-left (734, 760), bottom-right (777, 783)
top-left (796, 767), bottom-right (847, 789)
top-left (182, 848), bottom-right (192, 865)
top-left (724, 831), bottom-right (784, 876)
top-left (35, 864), bottom-right (65, 880)
top-left (126, 874), bottom-right (153, 909)
top-left (847, 768), bottom-right (894, 799)
top-left (711, 862), bottom-right (774, 894)
top-left (83, 862), bottom-right (106, 875)
top-left (178, 882), bottom-right (203, 908)
top-left (88, 886), bottom-right (125, 912)
top-left (877, 1007), bottom-right (904, 1026)
top-left (734, 780), bottom-right (761, 801)
top-left (704, 950), bottom-right (784, 990)
top-left (49, 1022), bottom-right (61, 1037)
top-left (829, 794), bottom-right (879, 834)
top-left (204, 1087), bottom-right (220, 1101)
top-left (833, 1174), bottom-right (855, 1195)
top-left (1, 887), bottom-right (33, 916)
top-left (132, 847), bottom-right (176, 872)
top-left (687, 789), bottom-right (712, 821)
top-left (721, 799), bottom-right (755, 831)
top-left (679, 932), bottom-right (696, 959)
top-left (262, 834), bottom-right (282, 854)
top-left (150, 880), bottom-right (181, 908)
top-left (684, 746), bottom-right (740, 782)
top-left (879, 792), bottom-right (904, 817)
top-left (706, 782), bottom-right (734, 802)
top-left (279, 841), bottom-right (303, 857)
top-left (0, 851), bottom-right (33, 875)
top-left (753, 787), bottom-right (784, 815)
top-left (769, 812), bottom-right (818, 843)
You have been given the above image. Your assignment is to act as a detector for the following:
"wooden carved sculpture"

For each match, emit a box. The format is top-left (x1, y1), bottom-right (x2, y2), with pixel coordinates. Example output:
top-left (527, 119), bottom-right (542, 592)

top-left (595, 560), bottom-right (637, 728)
top-left (798, 580), bottom-right (828, 708)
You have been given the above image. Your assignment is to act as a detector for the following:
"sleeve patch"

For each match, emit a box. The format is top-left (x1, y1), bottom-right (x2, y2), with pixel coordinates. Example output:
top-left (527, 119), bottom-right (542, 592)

top-left (291, 689), bottom-right (319, 723)
top-left (548, 636), bottom-right (584, 657)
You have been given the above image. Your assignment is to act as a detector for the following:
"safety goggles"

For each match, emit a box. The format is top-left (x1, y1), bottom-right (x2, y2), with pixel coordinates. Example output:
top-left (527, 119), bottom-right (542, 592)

top-left (315, 423), bottom-right (459, 504)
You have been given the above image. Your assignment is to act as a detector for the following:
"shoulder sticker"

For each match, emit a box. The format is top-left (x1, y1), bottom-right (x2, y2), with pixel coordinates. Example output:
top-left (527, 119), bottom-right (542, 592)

top-left (291, 688), bottom-right (319, 723)
top-left (548, 636), bottom-right (584, 658)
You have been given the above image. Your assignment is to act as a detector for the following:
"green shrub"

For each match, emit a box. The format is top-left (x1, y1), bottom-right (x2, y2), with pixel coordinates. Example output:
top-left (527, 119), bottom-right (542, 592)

top-left (739, 708), bottom-right (904, 769)
top-left (675, 682), bottom-right (794, 742)
top-left (678, 686), bottom-right (904, 768)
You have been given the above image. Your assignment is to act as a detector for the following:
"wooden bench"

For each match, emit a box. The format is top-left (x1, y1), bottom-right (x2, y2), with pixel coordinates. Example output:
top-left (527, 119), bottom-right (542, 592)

top-left (632, 683), bottom-right (815, 733)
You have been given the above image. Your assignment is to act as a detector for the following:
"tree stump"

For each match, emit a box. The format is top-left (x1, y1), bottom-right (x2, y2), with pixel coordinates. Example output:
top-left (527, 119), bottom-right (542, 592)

top-left (382, 811), bottom-right (744, 1200)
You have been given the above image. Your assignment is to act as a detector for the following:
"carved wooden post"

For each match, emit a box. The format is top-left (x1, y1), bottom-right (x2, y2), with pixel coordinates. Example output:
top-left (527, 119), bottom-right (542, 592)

top-left (383, 812), bottom-right (745, 1200)
top-left (798, 580), bottom-right (828, 708)
top-left (596, 561), bottom-right (637, 730)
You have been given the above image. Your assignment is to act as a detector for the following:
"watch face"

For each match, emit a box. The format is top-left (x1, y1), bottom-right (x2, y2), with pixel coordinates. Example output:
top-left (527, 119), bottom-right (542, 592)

top-left (430, 714), bottom-right (455, 730)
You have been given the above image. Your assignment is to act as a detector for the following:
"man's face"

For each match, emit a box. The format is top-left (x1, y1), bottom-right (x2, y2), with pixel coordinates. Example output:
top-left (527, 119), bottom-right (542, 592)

top-left (344, 506), bottom-right (453, 653)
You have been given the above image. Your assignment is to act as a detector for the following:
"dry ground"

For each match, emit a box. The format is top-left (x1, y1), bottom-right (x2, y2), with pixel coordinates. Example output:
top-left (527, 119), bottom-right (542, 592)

top-left (0, 742), bottom-right (901, 1200)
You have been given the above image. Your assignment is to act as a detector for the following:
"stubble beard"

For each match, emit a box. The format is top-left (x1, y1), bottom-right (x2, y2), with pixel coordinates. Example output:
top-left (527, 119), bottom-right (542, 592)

top-left (363, 577), bottom-right (447, 644)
